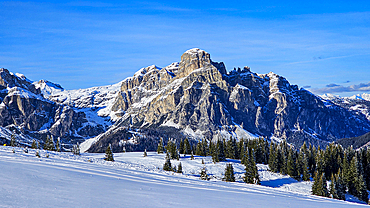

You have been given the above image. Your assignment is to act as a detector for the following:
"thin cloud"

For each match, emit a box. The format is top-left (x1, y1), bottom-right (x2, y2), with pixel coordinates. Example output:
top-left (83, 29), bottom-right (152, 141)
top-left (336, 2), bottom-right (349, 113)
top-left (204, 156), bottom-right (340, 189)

top-left (326, 83), bottom-right (340, 87)
top-left (302, 85), bottom-right (311, 89)
top-left (311, 82), bottom-right (370, 94)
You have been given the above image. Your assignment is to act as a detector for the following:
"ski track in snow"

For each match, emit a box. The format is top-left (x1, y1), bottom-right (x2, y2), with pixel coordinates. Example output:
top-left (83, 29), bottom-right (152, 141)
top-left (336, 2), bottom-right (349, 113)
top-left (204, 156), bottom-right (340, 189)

top-left (0, 147), bottom-right (366, 208)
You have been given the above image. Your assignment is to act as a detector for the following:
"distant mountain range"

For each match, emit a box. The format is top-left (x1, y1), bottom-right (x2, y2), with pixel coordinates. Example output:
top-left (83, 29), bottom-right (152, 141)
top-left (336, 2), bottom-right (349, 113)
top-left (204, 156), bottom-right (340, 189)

top-left (1, 49), bottom-right (369, 151)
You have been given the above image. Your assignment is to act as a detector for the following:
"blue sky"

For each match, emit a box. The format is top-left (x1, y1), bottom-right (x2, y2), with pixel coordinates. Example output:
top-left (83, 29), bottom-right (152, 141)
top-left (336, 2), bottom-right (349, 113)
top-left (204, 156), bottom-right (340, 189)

top-left (0, 1), bottom-right (369, 96)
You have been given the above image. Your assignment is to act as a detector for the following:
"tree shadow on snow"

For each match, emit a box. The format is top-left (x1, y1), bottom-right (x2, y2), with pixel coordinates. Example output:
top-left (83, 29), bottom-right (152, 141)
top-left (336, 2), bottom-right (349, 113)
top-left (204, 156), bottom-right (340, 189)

top-left (260, 177), bottom-right (299, 188)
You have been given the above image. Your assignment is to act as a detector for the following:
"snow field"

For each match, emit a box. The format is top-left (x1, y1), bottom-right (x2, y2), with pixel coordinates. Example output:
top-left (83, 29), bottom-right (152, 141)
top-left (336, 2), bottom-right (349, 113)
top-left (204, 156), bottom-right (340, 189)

top-left (0, 147), bottom-right (367, 207)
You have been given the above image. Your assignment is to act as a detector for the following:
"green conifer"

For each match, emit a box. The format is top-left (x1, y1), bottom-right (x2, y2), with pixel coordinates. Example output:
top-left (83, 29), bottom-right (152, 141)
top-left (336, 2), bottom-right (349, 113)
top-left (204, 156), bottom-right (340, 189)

top-left (10, 133), bottom-right (16, 147)
top-left (163, 152), bottom-right (172, 171)
top-left (104, 144), bottom-right (114, 161)
top-left (72, 143), bottom-right (81, 155)
top-left (179, 139), bottom-right (184, 154)
top-left (157, 138), bottom-right (164, 154)
top-left (35, 150), bottom-right (40, 158)
top-left (329, 174), bottom-right (338, 199)
top-left (31, 139), bottom-right (37, 149)
top-left (200, 166), bottom-right (209, 180)
top-left (177, 162), bottom-right (183, 173)
top-left (56, 137), bottom-right (61, 152)
top-left (224, 163), bottom-right (235, 182)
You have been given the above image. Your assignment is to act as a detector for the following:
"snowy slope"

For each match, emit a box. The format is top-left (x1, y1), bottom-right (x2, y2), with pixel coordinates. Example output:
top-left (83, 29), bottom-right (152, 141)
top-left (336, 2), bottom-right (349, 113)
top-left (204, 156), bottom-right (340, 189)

top-left (320, 93), bottom-right (370, 121)
top-left (349, 93), bottom-right (370, 101)
top-left (0, 147), bottom-right (367, 207)
top-left (34, 80), bottom-right (122, 120)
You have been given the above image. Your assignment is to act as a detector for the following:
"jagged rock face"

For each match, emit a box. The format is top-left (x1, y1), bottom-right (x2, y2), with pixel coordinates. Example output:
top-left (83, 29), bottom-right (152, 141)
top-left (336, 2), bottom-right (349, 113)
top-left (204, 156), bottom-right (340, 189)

top-left (89, 48), bottom-right (370, 151)
top-left (0, 68), bottom-right (107, 148)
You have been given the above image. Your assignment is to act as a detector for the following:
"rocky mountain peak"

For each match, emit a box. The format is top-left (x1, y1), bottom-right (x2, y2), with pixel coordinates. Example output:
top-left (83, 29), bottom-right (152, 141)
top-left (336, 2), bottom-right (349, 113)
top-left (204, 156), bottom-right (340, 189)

top-left (88, 49), bottom-right (370, 152)
top-left (177, 48), bottom-right (226, 78)
top-left (0, 68), bottom-right (39, 94)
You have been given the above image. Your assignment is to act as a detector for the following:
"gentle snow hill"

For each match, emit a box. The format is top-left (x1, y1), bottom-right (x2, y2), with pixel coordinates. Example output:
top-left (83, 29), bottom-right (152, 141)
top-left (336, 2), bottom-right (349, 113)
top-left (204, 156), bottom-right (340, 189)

top-left (0, 147), bottom-right (366, 208)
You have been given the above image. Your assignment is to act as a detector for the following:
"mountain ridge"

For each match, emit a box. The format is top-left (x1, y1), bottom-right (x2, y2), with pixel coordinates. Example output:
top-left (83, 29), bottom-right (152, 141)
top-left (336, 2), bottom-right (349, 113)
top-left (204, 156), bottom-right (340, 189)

top-left (1, 49), bottom-right (369, 152)
top-left (84, 48), bottom-right (370, 152)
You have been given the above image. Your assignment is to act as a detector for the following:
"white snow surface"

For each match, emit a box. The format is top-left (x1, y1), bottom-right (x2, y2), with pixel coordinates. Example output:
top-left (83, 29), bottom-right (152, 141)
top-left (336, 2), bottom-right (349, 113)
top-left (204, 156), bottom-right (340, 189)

top-left (0, 146), bottom-right (367, 207)
top-left (349, 93), bottom-right (370, 101)
top-left (34, 80), bottom-right (122, 121)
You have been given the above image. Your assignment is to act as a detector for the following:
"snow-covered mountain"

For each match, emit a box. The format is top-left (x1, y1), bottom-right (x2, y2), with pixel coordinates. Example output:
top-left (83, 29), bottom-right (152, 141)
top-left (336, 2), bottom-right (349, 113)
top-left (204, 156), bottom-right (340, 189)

top-left (1, 49), bottom-right (370, 152)
top-left (0, 68), bottom-right (114, 149)
top-left (349, 93), bottom-right (370, 101)
top-left (84, 49), bottom-right (370, 152)
top-left (34, 79), bottom-right (122, 120)
top-left (320, 93), bottom-right (370, 122)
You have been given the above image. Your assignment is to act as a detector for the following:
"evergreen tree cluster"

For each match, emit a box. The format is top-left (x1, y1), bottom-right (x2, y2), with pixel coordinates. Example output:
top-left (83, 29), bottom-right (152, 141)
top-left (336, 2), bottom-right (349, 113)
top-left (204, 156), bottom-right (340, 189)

top-left (156, 135), bottom-right (369, 203)
top-left (268, 141), bottom-right (369, 202)
top-left (243, 148), bottom-right (260, 184)
top-left (44, 135), bottom-right (55, 151)
top-left (165, 139), bottom-right (179, 160)
top-left (162, 152), bottom-right (183, 173)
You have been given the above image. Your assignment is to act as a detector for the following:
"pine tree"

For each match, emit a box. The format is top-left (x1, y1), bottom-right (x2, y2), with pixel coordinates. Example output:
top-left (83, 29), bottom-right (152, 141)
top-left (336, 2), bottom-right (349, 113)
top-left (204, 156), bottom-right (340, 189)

top-left (50, 135), bottom-right (56, 151)
top-left (195, 141), bottom-right (202, 156)
top-left (224, 163), bottom-right (235, 182)
top-left (287, 150), bottom-right (299, 180)
top-left (44, 135), bottom-right (50, 151)
top-left (226, 137), bottom-right (234, 159)
top-left (157, 138), bottom-right (164, 154)
top-left (209, 141), bottom-right (215, 158)
top-left (163, 152), bottom-right (172, 171)
top-left (355, 175), bottom-right (368, 202)
top-left (268, 143), bottom-right (277, 172)
top-left (44, 135), bottom-right (55, 151)
top-left (302, 153), bottom-right (310, 181)
top-left (243, 149), bottom-right (260, 184)
top-left (72, 143), bottom-right (81, 155)
top-left (200, 166), bottom-right (209, 180)
top-left (31, 140), bottom-right (37, 149)
top-left (335, 170), bottom-right (346, 200)
top-left (329, 174), bottom-right (338, 199)
top-left (238, 139), bottom-right (245, 162)
top-left (104, 144), bottom-right (114, 161)
top-left (348, 156), bottom-right (358, 195)
top-left (184, 138), bottom-right (191, 155)
top-left (312, 172), bottom-right (328, 197)
top-left (35, 150), bottom-right (40, 158)
top-left (216, 139), bottom-right (226, 162)
top-left (177, 162), bottom-right (183, 173)
top-left (10, 133), bottom-right (16, 147)
top-left (179, 139), bottom-right (184, 154)
top-left (191, 151), bottom-right (194, 160)
top-left (23, 147), bottom-right (28, 153)
top-left (202, 159), bottom-right (205, 164)
top-left (143, 149), bottom-right (147, 157)
top-left (56, 137), bottom-right (61, 152)
top-left (244, 149), bottom-right (254, 184)
top-left (165, 139), bottom-right (178, 159)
